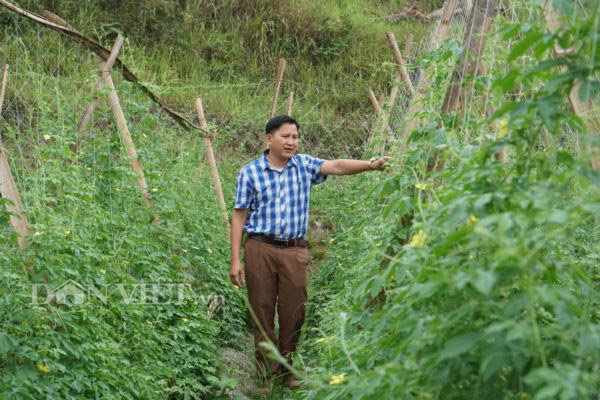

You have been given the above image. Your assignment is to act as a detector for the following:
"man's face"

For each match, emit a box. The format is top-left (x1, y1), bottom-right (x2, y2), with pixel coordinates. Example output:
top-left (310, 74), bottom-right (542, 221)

top-left (267, 123), bottom-right (299, 159)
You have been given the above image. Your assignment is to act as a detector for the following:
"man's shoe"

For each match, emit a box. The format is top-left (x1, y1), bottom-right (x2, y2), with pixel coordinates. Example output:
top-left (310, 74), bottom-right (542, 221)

top-left (287, 377), bottom-right (302, 390)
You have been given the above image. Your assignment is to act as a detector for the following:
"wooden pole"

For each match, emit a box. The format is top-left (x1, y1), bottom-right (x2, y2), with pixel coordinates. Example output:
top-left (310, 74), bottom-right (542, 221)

top-left (542, 0), bottom-right (599, 170)
top-left (269, 58), bottom-right (286, 119)
top-left (367, 89), bottom-right (382, 141)
top-left (78, 37), bottom-right (123, 130)
top-left (0, 63), bottom-right (8, 114)
top-left (286, 91), bottom-right (294, 116)
top-left (441, 0), bottom-right (497, 114)
top-left (100, 39), bottom-right (158, 222)
top-left (40, 11), bottom-right (124, 153)
top-left (403, 34), bottom-right (414, 58)
top-left (195, 98), bottom-right (230, 233)
top-left (395, 0), bottom-right (460, 153)
top-left (0, 64), bottom-right (30, 249)
top-left (386, 32), bottom-right (415, 96)
top-left (368, 89), bottom-right (382, 115)
top-left (367, 89), bottom-right (394, 143)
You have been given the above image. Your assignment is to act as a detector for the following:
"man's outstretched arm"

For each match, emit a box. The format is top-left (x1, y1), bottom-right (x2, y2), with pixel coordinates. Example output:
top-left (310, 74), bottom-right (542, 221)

top-left (230, 208), bottom-right (249, 287)
top-left (320, 156), bottom-right (391, 176)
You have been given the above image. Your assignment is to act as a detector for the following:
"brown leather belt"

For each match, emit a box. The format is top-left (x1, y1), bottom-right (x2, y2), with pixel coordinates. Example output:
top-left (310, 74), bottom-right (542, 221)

top-left (249, 234), bottom-right (307, 248)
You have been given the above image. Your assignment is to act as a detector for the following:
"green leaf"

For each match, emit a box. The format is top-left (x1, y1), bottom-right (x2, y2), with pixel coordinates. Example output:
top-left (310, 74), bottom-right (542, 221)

top-left (0, 332), bottom-right (16, 355)
top-left (552, 0), bottom-right (574, 15)
top-left (473, 270), bottom-right (496, 296)
top-left (438, 331), bottom-right (482, 360)
top-left (480, 349), bottom-right (510, 381)
top-left (578, 79), bottom-right (600, 102)
top-left (580, 203), bottom-right (600, 214)
top-left (508, 30), bottom-right (545, 62)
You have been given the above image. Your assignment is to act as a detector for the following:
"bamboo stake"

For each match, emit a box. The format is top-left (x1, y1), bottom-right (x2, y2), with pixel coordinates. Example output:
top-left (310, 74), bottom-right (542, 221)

top-left (441, 0), bottom-right (497, 114)
top-left (367, 89), bottom-right (394, 143)
top-left (403, 34), bottom-right (414, 58)
top-left (386, 32), bottom-right (415, 96)
top-left (387, 72), bottom-right (401, 109)
top-left (542, 0), bottom-right (599, 170)
top-left (195, 98), bottom-right (230, 233)
top-left (0, 64), bottom-right (30, 249)
top-left (269, 58), bottom-right (286, 119)
top-left (40, 11), bottom-right (123, 152)
top-left (0, 63), bottom-right (7, 114)
top-left (368, 89), bottom-right (382, 115)
top-left (367, 89), bottom-right (382, 141)
top-left (100, 40), bottom-right (158, 223)
top-left (396, 0), bottom-right (459, 154)
top-left (78, 37), bottom-right (124, 131)
top-left (286, 91), bottom-right (294, 116)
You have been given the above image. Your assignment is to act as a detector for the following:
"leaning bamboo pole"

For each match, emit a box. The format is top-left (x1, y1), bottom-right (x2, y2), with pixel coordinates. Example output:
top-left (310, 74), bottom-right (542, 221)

top-left (287, 91), bottom-right (294, 116)
top-left (395, 0), bottom-right (460, 154)
top-left (269, 58), bottom-right (286, 119)
top-left (386, 32), bottom-right (415, 97)
top-left (195, 98), bottom-right (230, 233)
top-left (0, 64), bottom-right (30, 249)
top-left (441, 0), bottom-right (497, 114)
top-left (100, 37), bottom-right (158, 223)
top-left (40, 10), bottom-right (122, 153)
top-left (542, 0), bottom-right (600, 171)
top-left (0, 63), bottom-right (7, 113)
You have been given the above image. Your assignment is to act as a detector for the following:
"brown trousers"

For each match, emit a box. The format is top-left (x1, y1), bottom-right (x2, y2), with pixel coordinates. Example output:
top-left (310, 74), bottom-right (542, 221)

top-left (244, 237), bottom-right (309, 378)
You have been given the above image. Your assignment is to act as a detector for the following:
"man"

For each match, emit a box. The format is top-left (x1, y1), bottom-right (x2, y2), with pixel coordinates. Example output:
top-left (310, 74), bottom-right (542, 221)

top-left (230, 115), bottom-right (389, 390)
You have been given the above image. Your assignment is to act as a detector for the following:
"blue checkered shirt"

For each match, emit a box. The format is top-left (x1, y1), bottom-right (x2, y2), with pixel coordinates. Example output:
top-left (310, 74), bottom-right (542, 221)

top-left (234, 150), bottom-right (327, 239)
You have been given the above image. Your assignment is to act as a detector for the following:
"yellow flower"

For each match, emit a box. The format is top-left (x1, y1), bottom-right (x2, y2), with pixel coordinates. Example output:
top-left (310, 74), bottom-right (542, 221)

top-left (415, 182), bottom-right (429, 190)
top-left (207, 248), bottom-right (213, 254)
top-left (43, 134), bottom-right (51, 141)
top-left (182, 317), bottom-right (188, 322)
top-left (497, 119), bottom-right (509, 139)
top-left (64, 230), bottom-right (71, 235)
top-left (467, 215), bottom-right (479, 225)
top-left (100, 269), bottom-right (106, 274)
top-left (151, 188), bottom-right (158, 192)
top-left (408, 230), bottom-right (426, 248)
top-left (37, 363), bottom-right (49, 373)
top-left (330, 373), bottom-right (347, 385)
top-left (33, 231), bottom-right (43, 237)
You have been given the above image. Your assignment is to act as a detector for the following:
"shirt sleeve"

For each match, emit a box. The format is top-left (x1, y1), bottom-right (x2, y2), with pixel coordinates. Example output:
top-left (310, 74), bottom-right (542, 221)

top-left (234, 169), bottom-right (253, 209)
top-left (299, 154), bottom-right (328, 185)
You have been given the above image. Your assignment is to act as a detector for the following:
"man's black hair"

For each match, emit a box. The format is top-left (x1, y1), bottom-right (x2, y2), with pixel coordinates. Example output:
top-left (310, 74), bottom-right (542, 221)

top-left (265, 115), bottom-right (299, 134)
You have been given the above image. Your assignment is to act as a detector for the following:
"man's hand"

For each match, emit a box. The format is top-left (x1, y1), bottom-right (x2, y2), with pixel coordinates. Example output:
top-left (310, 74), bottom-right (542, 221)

top-left (230, 260), bottom-right (245, 287)
top-left (369, 156), bottom-right (391, 171)
top-left (321, 156), bottom-right (392, 176)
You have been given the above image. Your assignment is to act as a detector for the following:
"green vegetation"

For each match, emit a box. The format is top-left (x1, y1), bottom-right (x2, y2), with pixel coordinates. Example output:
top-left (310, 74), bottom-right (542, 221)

top-left (2, 0), bottom-right (439, 158)
top-left (297, 2), bottom-right (600, 399)
top-left (1, 0), bottom-right (599, 399)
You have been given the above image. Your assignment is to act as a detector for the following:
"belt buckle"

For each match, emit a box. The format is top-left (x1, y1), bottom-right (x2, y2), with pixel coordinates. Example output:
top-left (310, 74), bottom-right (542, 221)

top-left (272, 238), bottom-right (288, 248)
